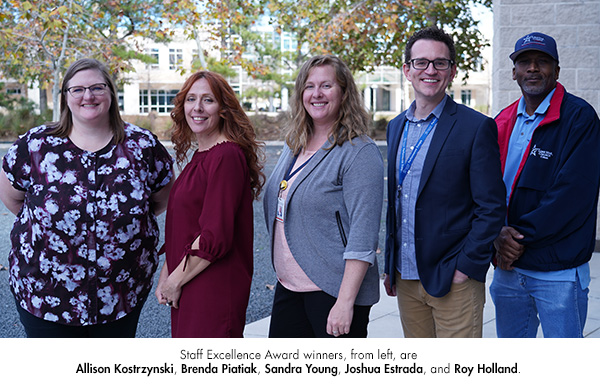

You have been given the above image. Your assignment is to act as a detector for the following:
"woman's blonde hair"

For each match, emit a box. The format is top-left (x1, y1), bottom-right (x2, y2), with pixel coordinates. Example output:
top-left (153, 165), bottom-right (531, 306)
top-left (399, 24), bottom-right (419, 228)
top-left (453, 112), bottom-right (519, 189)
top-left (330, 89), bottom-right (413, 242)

top-left (285, 55), bottom-right (371, 154)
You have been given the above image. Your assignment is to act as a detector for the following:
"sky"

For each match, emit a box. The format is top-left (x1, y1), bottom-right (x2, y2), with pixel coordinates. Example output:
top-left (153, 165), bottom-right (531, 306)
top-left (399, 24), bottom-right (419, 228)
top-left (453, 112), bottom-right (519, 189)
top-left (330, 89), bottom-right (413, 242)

top-left (472, 2), bottom-right (494, 39)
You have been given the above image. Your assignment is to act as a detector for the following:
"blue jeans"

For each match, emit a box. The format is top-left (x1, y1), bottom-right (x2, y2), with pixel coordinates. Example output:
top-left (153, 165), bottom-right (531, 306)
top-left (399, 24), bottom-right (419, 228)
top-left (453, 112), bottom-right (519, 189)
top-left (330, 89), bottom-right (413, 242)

top-left (490, 268), bottom-right (588, 338)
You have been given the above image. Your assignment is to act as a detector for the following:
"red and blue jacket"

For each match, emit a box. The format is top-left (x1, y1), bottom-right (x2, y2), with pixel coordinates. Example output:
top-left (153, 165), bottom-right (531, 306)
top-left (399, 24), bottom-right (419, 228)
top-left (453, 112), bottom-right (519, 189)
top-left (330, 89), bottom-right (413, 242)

top-left (495, 83), bottom-right (600, 271)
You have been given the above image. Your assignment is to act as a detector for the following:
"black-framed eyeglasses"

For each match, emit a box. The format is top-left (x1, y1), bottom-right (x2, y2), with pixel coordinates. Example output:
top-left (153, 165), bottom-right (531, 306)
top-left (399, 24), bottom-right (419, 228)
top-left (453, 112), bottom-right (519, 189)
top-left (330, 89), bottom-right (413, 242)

top-left (65, 83), bottom-right (108, 98)
top-left (408, 59), bottom-right (454, 70)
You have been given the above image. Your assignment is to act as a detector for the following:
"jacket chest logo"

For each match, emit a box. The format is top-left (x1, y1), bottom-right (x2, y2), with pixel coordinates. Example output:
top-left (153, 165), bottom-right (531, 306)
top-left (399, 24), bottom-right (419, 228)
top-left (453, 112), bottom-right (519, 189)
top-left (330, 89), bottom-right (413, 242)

top-left (530, 144), bottom-right (553, 160)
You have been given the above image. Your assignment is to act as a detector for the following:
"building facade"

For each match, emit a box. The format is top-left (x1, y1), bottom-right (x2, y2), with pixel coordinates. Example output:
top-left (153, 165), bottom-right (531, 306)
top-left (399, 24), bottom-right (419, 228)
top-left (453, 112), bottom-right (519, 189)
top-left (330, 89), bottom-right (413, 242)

top-left (4, 11), bottom-right (497, 124)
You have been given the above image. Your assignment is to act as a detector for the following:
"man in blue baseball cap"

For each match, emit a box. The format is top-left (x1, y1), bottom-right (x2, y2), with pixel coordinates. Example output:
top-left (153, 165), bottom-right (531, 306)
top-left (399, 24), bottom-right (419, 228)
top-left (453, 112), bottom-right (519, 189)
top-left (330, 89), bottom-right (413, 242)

top-left (491, 32), bottom-right (600, 337)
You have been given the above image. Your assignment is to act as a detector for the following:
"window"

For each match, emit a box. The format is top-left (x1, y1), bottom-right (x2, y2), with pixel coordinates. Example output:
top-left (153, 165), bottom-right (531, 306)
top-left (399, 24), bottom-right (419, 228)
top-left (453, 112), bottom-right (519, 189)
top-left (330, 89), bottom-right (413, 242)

top-left (380, 88), bottom-right (391, 111)
top-left (282, 38), bottom-right (291, 51)
top-left (139, 89), bottom-right (178, 113)
top-left (146, 48), bottom-right (159, 69)
top-left (474, 57), bottom-right (484, 72)
top-left (461, 89), bottom-right (472, 106)
top-left (169, 48), bottom-right (183, 70)
top-left (118, 90), bottom-right (124, 112)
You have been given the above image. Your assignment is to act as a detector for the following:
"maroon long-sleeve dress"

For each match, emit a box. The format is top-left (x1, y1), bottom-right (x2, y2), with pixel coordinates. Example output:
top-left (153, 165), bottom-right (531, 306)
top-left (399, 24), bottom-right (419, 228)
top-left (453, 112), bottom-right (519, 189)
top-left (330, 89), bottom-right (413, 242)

top-left (164, 141), bottom-right (253, 337)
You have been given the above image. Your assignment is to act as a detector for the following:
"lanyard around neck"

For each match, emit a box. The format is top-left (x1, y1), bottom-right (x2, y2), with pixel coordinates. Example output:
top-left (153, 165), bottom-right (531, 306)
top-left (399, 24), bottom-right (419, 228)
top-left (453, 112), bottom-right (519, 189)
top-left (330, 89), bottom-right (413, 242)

top-left (398, 116), bottom-right (438, 188)
top-left (280, 150), bottom-right (316, 191)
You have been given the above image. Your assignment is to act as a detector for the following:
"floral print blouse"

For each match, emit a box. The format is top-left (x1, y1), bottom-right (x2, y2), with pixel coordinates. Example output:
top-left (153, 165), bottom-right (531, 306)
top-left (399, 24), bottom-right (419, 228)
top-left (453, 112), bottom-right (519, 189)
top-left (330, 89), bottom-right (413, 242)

top-left (2, 123), bottom-right (173, 326)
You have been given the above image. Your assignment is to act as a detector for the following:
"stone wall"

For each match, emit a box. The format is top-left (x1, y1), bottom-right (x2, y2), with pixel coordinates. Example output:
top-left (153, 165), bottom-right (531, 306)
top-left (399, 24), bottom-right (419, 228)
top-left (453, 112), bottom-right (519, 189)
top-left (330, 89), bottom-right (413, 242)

top-left (492, 0), bottom-right (600, 115)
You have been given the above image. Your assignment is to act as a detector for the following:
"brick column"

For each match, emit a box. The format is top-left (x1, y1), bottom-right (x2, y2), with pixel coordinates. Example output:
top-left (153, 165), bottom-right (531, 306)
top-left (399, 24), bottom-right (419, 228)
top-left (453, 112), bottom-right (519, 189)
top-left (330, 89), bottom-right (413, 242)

top-left (492, 0), bottom-right (600, 115)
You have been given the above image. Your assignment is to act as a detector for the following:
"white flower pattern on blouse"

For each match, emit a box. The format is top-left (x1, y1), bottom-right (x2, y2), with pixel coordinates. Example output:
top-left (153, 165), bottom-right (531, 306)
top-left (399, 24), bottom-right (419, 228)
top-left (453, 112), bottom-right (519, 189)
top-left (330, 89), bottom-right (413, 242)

top-left (3, 123), bottom-right (173, 326)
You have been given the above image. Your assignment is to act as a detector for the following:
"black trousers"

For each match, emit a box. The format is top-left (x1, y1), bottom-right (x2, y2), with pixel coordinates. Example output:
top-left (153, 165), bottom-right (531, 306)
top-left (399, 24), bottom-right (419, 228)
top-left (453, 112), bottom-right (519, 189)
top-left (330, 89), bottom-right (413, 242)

top-left (16, 299), bottom-right (145, 338)
top-left (268, 282), bottom-right (371, 338)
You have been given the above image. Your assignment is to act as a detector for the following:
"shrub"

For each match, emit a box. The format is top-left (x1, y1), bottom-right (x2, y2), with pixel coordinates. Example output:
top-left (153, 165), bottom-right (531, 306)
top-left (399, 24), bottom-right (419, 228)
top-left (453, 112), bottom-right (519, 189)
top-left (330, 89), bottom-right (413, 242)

top-left (0, 94), bottom-right (52, 139)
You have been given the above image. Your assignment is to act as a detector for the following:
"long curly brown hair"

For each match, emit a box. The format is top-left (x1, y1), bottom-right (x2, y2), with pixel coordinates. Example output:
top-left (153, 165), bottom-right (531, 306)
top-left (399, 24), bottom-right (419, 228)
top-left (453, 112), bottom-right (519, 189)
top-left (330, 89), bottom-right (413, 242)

top-left (170, 71), bottom-right (265, 200)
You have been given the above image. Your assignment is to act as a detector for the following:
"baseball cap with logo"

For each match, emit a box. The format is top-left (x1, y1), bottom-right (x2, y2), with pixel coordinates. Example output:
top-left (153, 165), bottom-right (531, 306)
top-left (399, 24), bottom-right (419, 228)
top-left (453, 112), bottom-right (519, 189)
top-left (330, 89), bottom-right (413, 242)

top-left (510, 32), bottom-right (559, 63)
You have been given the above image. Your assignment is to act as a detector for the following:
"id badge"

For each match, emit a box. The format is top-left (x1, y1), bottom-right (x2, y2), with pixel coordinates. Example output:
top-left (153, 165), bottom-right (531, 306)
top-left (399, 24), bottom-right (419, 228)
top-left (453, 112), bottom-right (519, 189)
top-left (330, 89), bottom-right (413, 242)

top-left (276, 196), bottom-right (285, 223)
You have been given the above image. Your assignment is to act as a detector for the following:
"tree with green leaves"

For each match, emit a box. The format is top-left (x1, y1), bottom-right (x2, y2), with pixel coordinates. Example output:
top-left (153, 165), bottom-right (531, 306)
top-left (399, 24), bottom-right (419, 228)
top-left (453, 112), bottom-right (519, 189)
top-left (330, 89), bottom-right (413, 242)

top-left (161, 0), bottom-right (294, 111)
top-left (0, 0), bottom-right (169, 121)
top-left (1, 0), bottom-right (492, 122)
top-left (161, 0), bottom-right (265, 78)
top-left (266, 0), bottom-right (492, 79)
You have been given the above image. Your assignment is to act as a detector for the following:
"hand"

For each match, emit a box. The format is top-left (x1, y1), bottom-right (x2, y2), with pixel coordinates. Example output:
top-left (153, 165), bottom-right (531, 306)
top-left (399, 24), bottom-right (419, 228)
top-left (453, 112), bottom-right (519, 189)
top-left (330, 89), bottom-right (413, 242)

top-left (158, 275), bottom-right (183, 309)
top-left (452, 269), bottom-right (469, 284)
top-left (383, 274), bottom-right (397, 296)
top-left (327, 299), bottom-right (354, 337)
top-left (496, 252), bottom-right (518, 271)
top-left (494, 226), bottom-right (525, 270)
top-left (155, 263), bottom-right (169, 304)
top-left (155, 263), bottom-right (182, 309)
top-left (327, 259), bottom-right (368, 337)
top-left (156, 237), bottom-right (203, 308)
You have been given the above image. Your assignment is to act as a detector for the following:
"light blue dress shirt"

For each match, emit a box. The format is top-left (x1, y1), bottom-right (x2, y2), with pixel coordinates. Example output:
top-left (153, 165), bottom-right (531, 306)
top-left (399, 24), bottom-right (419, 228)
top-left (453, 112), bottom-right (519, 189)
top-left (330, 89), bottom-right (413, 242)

top-left (395, 96), bottom-right (447, 279)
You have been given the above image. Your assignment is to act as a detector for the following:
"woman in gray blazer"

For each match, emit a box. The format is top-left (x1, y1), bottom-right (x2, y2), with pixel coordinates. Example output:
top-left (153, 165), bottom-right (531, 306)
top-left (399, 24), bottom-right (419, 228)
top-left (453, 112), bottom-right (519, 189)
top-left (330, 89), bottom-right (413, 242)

top-left (263, 55), bottom-right (384, 338)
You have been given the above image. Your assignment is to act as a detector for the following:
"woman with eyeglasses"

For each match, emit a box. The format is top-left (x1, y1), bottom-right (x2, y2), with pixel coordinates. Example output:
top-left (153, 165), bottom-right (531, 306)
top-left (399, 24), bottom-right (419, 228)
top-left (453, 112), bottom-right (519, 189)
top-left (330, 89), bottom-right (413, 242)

top-left (0, 58), bottom-right (174, 337)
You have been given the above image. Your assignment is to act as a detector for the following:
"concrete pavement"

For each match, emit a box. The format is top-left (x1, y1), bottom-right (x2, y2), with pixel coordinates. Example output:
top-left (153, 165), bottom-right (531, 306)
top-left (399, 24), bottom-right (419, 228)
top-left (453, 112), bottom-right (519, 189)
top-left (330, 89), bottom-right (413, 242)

top-left (244, 253), bottom-right (600, 338)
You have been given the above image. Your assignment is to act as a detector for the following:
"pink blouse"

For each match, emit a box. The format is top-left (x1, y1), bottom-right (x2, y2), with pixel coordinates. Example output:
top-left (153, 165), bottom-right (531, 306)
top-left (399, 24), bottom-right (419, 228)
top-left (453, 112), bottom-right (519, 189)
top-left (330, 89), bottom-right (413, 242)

top-left (273, 150), bottom-right (320, 292)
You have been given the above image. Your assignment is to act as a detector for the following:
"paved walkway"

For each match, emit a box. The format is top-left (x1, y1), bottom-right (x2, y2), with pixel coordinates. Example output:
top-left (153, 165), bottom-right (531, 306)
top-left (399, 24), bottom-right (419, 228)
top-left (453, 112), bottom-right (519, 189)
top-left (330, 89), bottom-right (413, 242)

top-left (244, 253), bottom-right (600, 338)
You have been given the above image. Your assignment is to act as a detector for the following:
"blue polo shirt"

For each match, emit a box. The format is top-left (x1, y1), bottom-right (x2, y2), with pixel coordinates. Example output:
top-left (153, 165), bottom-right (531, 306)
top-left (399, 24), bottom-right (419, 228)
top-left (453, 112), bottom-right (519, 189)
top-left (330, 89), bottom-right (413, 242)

top-left (504, 89), bottom-right (590, 289)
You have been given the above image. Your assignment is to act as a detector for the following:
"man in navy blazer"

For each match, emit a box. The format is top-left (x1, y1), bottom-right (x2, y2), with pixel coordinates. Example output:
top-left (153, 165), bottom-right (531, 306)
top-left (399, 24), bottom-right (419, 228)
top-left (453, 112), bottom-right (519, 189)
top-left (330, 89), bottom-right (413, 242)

top-left (383, 26), bottom-right (506, 337)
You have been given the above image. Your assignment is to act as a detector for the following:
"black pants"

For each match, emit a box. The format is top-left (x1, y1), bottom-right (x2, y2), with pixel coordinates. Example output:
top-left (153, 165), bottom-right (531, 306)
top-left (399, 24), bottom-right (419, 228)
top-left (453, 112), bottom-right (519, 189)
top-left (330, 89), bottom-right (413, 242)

top-left (16, 300), bottom-right (144, 338)
top-left (268, 282), bottom-right (371, 338)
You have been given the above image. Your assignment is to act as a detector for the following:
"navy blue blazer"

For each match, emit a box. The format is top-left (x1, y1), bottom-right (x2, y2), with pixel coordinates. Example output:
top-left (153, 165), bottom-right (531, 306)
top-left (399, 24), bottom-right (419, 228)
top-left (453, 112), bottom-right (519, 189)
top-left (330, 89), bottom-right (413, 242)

top-left (384, 97), bottom-right (506, 297)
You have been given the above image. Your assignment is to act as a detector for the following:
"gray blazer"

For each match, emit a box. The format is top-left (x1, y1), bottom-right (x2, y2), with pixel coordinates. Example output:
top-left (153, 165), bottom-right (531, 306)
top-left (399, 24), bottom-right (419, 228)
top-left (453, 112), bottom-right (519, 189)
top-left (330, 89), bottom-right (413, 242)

top-left (263, 135), bottom-right (384, 305)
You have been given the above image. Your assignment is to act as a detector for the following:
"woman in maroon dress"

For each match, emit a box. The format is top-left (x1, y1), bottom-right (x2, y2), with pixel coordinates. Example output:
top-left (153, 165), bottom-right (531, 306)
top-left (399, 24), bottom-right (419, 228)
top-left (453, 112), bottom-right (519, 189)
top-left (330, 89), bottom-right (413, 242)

top-left (155, 71), bottom-right (264, 337)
